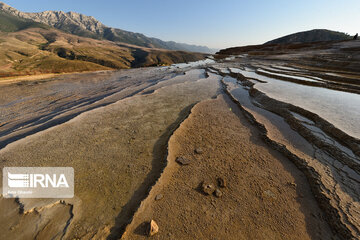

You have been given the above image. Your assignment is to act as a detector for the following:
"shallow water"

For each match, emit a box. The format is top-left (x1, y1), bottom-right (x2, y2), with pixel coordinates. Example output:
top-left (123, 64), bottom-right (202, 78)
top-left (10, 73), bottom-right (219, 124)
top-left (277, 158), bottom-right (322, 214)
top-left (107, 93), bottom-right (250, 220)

top-left (170, 59), bottom-right (215, 69)
top-left (237, 69), bottom-right (360, 139)
top-left (229, 67), bottom-right (260, 79)
top-left (271, 65), bottom-right (304, 72)
top-left (302, 122), bottom-right (358, 161)
top-left (257, 69), bottom-right (322, 83)
top-left (223, 76), bottom-right (314, 155)
top-left (0, 66), bottom-right (222, 239)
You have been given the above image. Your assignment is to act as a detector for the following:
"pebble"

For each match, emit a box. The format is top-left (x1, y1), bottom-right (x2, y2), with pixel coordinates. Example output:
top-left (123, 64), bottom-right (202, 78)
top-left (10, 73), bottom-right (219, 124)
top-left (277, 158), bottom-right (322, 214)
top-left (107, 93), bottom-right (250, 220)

top-left (214, 189), bottom-right (223, 198)
top-left (263, 190), bottom-right (276, 199)
top-left (148, 219), bottom-right (159, 237)
top-left (288, 182), bottom-right (297, 187)
top-left (155, 194), bottom-right (164, 201)
top-left (195, 148), bottom-right (203, 154)
top-left (176, 156), bottom-right (191, 165)
top-left (217, 177), bottom-right (227, 188)
top-left (202, 182), bottom-right (216, 195)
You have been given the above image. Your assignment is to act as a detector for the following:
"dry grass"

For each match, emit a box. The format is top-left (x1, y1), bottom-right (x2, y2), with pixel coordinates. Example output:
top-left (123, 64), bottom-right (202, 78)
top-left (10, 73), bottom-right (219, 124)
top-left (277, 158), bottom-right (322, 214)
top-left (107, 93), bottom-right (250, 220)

top-left (0, 28), bottom-right (206, 77)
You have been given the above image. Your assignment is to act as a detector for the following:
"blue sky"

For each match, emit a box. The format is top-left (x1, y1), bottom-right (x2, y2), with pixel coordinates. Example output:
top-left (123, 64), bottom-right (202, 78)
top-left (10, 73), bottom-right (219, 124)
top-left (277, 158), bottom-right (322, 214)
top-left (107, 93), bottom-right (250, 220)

top-left (5, 0), bottom-right (360, 49)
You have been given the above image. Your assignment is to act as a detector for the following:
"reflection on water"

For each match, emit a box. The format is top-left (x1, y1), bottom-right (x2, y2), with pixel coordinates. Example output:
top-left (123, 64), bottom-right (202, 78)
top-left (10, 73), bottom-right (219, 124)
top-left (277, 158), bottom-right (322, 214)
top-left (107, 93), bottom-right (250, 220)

top-left (229, 67), bottom-right (260, 79)
top-left (242, 70), bottom-right (360, 139)
top-left (223, 76), bottom-right (314, 155)
top-left (290, 111), bottom-right (314, 125)
top-left (257, 69), bottom-right (322, 83)
top-left (170, 59), bottom-right (215, 69)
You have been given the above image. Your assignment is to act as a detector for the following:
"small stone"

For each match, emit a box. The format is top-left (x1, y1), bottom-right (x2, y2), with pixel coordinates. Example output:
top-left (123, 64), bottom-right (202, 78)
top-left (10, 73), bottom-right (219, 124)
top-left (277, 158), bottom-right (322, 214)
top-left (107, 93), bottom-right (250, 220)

top-left (147, 220), bottom-right (159, 237)
top-left (214, 189), bottom-right (223, 198)
top-left (155, 194), bottom-right (164, 201)
top-left (176, 156), bottom-right (191, 165)
top-left (202, 182), bottom-right (216, 195)
top-left (263, 190), bottom-right (276, 200)
top-left (194, 148), bottom-right (203, 154)
top-left (288, 182), bottom-right (297, 187)
top-left (217, 177), bottom-right (227, 188)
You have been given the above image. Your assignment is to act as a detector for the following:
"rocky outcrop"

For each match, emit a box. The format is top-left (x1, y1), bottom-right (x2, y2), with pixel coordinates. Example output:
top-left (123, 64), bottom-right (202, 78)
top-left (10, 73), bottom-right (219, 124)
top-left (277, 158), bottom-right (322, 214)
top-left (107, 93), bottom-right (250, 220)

top-left (0, 2), bottom-right (105, 37)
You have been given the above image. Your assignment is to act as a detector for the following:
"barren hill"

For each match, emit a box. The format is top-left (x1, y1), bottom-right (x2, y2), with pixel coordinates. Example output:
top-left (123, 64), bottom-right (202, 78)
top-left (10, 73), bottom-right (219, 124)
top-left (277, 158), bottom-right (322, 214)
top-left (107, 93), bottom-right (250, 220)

top-left (265, 29), bottom-right (351, 45)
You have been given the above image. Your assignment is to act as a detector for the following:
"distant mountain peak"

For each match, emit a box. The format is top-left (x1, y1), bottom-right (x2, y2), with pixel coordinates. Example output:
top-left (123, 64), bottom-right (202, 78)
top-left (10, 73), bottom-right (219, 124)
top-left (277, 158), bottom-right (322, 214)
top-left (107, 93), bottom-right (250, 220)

top-left (0, 3), bottom-right (106, 35)
top-left (0, 1), bottom-right (17, 12)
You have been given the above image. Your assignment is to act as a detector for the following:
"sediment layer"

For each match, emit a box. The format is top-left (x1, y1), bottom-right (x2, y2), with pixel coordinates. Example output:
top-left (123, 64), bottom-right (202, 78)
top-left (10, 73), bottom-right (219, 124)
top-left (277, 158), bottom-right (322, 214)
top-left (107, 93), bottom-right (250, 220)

top-left (216, 65), bottom-right (360, 239)
top-left (0, 66), bottom-right (221, 239)
top-left (122, 94), bottom-right (333, 239)
top-left (1, 51), bottom-right (359, 239)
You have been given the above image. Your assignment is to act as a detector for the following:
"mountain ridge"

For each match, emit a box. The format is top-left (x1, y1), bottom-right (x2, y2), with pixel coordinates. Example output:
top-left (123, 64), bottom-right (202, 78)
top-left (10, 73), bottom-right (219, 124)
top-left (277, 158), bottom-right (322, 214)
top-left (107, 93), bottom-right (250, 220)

top-left (0, 2), bottom-right (216, 53)
top-left (0, 27), bottom-right (207, 78)
top-left (0, 5), bottom-right (207, 78)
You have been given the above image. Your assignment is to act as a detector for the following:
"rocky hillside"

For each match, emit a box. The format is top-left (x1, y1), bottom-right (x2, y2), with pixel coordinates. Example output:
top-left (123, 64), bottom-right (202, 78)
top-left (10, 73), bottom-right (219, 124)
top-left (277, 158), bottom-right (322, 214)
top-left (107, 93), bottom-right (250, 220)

top-left (0, 10), bottom-right (50, 32)
top-left (0, 2), bottom-right (208, 78)
top-left (265, 29), bottom-right (352, 44)
top-left (0, 2), bottom-right (215, 53)
top-left (0, 27), bottom-right (205, 77)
